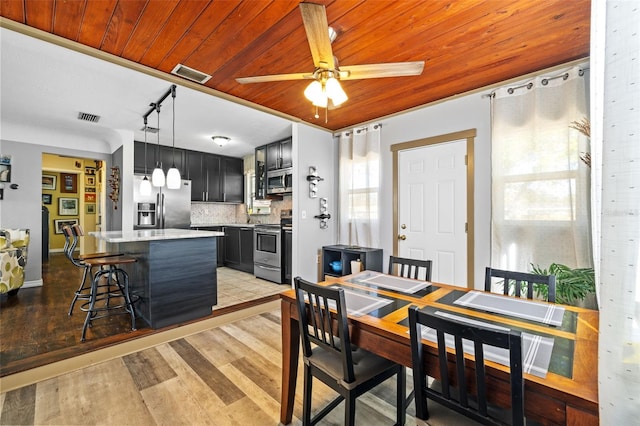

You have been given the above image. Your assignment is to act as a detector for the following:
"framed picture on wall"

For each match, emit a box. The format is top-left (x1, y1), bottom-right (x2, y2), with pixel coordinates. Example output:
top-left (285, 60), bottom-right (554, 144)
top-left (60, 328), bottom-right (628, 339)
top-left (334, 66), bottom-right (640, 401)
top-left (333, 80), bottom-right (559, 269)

top-left (58, 197), bottom-right (79, 215)
top-left (86, 204), bottom-right (96, 214)
top-left (84, 167), bottom-right (96, 176)
top-left (60, 173), bottom-right (77, 193)
top-left (42, 174), bottom-right (57, 190)
top-left (85, 193), bottom-right (96, 203)
top-left (42, 194), bottom-right (52, 205)
top-left (54, 218), bottom-right (78, 234)
top-left (85, 176), bottom-right (95, 186)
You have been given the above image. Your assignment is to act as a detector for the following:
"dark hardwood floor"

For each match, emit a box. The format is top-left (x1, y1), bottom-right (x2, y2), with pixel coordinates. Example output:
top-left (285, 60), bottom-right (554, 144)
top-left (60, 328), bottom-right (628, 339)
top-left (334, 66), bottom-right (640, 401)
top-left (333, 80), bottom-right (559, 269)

top-left (0, 253), bottom-right (280, 377)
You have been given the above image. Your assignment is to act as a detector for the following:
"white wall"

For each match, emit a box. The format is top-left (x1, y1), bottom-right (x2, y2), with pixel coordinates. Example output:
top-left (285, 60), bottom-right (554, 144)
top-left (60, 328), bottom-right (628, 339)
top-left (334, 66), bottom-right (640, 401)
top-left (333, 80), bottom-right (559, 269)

top-left (0, 138), bottom-right (114, 283)
top-left (292, 123), bottom-right (337, 282)
top-left (375, 93), bottom-right (492, 288)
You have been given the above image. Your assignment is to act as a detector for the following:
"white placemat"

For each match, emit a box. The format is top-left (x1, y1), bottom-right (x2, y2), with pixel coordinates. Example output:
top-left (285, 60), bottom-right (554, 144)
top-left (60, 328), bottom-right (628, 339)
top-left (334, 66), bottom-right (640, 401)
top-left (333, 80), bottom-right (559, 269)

top-left (454, 291), bottom-right (565, 327)
top-left (307, 287), bottom-right (393, 317)
top-left (355, 272), bottom-right (431, 294)
top-left (417, 311), bottom-right (555, 378)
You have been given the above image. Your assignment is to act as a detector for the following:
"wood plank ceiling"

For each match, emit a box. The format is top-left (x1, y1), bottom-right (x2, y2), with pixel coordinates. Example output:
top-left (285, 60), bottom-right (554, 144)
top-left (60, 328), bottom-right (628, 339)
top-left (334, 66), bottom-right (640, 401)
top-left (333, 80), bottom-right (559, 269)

top-left (0, 0), bottom-right (590, 131)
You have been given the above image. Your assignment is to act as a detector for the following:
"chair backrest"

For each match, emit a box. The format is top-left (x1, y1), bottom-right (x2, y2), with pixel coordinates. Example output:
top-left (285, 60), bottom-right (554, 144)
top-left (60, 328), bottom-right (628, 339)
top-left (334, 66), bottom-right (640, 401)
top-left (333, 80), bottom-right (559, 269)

top-left (409, 306), bottom-right (524, 426)
top-left (61, 226), bottom-right (83, 267)
top-left (293, 276), bottom-right (355, 383)
top-left (484, 267), bottom-right (556, 303)
top-left (388, 256), bottom-right (432, 281)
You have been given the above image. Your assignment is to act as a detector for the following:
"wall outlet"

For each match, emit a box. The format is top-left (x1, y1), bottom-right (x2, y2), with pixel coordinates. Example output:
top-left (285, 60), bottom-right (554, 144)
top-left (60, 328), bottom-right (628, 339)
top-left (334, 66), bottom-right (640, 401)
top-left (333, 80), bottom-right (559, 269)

top-left (316, 254), bottom-right (321, 264)
top-left (301, 210), bottom-right (306, 219)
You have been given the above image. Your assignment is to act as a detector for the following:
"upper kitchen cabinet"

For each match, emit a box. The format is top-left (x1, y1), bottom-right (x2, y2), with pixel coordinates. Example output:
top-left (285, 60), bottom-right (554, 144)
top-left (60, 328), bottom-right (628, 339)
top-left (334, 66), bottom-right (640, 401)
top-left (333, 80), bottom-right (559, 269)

top-left (186, 150), bottom-right (243, 203)
top-left (134, 142), bottom-right (184, 175)
top-left (222, 157), bottom-right (244, 203)
top-left (266, 137), bottom-right (292, 171)
top-left (255, 145), bottom-right (267, 199)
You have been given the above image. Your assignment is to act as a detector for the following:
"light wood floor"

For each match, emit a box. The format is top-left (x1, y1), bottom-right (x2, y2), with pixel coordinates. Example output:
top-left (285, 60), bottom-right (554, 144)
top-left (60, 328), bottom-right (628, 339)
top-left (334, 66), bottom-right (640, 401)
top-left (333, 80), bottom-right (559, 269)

top-left (0, 308), bottom-right (479, 426)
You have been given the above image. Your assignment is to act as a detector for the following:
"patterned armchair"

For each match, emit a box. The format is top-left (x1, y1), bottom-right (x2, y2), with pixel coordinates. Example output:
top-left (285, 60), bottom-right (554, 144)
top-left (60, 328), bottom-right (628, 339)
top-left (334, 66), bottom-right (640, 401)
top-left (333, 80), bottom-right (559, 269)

top-left (0, 228), bottom-right (30, 296)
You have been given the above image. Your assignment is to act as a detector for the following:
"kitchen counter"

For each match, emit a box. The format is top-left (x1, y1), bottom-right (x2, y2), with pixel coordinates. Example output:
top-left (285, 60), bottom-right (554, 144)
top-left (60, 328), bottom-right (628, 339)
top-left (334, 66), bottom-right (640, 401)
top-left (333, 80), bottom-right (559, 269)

top-left (191, 223), bottom-right (255, 228)
top-left (91, 228), bottom-right (223, 243)
top-left (92, 228), bottom-right (220, 329)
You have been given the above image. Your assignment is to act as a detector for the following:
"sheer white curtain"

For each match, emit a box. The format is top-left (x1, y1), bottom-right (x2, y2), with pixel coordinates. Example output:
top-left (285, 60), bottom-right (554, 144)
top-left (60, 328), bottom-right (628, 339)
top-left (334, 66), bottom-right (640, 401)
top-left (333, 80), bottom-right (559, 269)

top-left (490, 66), bottom-right (591, 272)
top-left (338, 125), bottom-right (381, 248)
top-left (594, 1), bottom-right (640, 423)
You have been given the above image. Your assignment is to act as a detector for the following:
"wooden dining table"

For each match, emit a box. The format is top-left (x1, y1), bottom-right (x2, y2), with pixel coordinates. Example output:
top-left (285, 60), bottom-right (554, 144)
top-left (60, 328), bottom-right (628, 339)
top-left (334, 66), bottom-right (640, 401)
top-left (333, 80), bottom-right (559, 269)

top-left (279, 271), bottom-right (599, 425)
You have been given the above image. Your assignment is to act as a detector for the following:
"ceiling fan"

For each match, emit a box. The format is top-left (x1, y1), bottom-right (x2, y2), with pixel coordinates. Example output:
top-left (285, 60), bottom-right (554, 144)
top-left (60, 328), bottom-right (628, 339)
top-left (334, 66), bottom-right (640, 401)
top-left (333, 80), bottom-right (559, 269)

top-left (236, 2), bottom-right (424, 118)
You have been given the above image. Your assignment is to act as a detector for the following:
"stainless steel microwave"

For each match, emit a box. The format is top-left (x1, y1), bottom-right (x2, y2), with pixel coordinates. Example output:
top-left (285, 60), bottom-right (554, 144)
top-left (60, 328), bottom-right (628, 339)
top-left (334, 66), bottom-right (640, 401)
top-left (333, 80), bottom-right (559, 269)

top-left (267, 167), bottom-right (293, 194)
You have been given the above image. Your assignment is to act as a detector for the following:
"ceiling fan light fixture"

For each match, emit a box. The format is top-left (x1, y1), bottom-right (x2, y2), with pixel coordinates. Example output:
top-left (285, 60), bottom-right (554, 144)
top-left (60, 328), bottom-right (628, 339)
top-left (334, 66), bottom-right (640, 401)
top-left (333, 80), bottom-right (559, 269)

top-left (326, 77), bottom-right (347, 106)
top-left (304, 80), bottom-right (323, 102)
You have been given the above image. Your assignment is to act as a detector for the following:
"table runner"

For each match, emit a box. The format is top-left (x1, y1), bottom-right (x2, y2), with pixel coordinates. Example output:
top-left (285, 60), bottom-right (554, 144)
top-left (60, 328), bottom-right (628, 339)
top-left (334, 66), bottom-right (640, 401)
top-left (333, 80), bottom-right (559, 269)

top-left (418, 311), bottom-right (555, 378)
top-left (351, 271), bottom-right (431, 294)
top-left (454, 291), bottom-right (565, 327)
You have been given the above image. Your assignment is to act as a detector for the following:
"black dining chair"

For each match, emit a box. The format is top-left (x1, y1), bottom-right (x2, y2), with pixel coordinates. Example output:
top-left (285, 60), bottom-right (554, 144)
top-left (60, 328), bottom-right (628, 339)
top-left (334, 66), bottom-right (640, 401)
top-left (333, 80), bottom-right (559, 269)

top-left (293, 276), bottom-right (406, 426)
top-left (408, 305), bottom-right (525, 426)
top-left (484, 267), bottom-right (556, 303)
top-left (388, 256), bottom-right (432, 281)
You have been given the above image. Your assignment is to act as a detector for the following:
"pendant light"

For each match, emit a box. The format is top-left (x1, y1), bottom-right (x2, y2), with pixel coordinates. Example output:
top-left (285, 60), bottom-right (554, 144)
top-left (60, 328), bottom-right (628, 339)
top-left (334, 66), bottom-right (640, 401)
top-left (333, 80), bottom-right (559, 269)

top-left (151, 102), bottom-right (165, 187)
top-left (166, 86), bottom-right (181, 189)
top-left (139, 117), bottom-right (152, 196)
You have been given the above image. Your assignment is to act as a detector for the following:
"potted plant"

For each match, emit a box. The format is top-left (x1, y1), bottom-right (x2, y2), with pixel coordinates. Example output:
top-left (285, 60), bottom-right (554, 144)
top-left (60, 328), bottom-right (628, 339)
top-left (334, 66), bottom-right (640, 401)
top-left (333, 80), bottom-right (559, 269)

top-left (530, 263), bottom-right (597, 308)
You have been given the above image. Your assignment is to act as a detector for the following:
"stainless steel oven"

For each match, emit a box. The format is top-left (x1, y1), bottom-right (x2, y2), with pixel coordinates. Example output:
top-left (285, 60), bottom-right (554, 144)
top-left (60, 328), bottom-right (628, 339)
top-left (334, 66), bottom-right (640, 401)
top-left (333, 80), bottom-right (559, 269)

top-left (266, 167), bottom-right (293, 195)
top-left (254, 224), bottom-right (283, 283)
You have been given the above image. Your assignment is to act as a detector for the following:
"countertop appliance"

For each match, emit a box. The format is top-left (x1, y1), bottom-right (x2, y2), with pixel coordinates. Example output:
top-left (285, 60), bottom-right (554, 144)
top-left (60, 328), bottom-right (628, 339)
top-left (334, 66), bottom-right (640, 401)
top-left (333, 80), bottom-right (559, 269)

top-left (133, 174), bottom-right (191, 229)
top-left (266, 167), bottom-right (292, 195)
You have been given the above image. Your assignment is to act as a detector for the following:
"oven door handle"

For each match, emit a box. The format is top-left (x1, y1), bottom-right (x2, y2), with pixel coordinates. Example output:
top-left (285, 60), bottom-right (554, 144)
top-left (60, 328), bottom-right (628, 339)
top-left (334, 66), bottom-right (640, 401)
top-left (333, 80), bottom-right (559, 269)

top-left (255, 264), bottom-right (281, 271)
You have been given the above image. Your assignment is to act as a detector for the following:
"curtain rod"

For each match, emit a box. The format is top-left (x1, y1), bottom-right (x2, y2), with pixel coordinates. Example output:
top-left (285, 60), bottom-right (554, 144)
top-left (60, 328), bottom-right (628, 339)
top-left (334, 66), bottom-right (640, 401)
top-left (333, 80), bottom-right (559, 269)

top-left (483, 67), bottom-right (589, 98)
top-left (142, 84), bottom-right (176, 120)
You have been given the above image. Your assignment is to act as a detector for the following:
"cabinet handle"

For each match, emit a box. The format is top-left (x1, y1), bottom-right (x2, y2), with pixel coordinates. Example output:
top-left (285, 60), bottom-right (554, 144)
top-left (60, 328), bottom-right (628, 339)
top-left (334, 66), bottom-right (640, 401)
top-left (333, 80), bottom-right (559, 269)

top-left (202, 192), bottom-right (205, 201)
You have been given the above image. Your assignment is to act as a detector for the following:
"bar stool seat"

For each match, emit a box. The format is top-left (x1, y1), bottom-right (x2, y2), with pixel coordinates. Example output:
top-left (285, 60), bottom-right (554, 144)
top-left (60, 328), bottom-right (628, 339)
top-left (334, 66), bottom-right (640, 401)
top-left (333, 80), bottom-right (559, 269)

top-left (80, 255), bottom-right (138, 342)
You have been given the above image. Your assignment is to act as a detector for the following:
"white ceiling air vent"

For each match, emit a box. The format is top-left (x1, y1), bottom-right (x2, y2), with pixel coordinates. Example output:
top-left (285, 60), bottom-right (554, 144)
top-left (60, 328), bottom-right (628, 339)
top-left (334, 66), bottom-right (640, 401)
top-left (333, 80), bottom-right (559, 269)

top-left (141, 125), bottom-right (159, 134)
top-left (171, 64), bottom-right (212, 84)
top-left (77, 112), bottom-right (100, 123)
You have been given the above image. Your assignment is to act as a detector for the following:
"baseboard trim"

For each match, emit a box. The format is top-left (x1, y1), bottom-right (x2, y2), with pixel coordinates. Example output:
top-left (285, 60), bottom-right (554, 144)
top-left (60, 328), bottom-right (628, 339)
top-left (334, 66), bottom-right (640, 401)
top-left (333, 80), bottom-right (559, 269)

top-left (0, 300), bottom-right (280, 393)
top-left (22, 279), bottom-right (43, 288)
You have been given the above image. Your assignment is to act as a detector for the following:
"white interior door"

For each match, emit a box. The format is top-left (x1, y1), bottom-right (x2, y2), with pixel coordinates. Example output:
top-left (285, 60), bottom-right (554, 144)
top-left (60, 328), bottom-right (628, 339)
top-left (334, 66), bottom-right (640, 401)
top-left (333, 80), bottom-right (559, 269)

top-left (398, 140), bottom-right (467, 286)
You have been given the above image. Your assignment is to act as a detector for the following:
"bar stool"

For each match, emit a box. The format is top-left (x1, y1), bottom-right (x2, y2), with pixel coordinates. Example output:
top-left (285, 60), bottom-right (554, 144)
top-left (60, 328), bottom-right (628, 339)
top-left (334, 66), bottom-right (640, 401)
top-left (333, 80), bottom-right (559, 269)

top-left (80, 255), bottom-right (138, 342)
top-left (63, 225), bottom-right (122, 315)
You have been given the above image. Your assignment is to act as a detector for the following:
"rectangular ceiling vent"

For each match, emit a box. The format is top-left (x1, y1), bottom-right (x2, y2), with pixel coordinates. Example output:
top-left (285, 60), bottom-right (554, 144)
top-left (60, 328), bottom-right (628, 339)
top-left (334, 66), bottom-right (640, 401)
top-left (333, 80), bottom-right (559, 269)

top-left (171, 64), bottom-right (212, 84)
top-left (77, 112), bottom-right (100, 123)
top-left (141, 125), bottom-right (159, 134)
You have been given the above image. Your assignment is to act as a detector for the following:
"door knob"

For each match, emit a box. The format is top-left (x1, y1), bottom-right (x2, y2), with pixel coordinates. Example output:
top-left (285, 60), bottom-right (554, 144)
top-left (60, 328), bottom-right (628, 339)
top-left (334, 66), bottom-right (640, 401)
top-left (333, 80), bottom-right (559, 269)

top-left (397, 234), bottom-right (406, 240)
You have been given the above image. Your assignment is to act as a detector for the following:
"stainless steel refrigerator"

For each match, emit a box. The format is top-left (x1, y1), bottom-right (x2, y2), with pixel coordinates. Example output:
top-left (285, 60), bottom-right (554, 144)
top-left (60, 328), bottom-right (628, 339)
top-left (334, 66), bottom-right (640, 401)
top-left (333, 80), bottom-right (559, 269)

top-left (133, 175), bottom-right (191, 229)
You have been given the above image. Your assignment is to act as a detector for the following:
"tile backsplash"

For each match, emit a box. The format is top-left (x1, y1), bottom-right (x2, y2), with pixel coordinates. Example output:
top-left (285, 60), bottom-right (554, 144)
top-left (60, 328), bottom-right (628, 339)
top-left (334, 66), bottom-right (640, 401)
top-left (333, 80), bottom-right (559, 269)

top-left (191, 196), bottom-right (291, 225)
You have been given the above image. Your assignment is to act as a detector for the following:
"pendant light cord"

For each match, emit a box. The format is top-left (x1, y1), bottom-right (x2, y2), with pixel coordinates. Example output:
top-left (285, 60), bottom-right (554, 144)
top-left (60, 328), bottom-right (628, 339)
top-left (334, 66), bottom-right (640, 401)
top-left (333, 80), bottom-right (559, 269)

top-left (143, 117), bottom-right (148, 175)
top-left (172, 86), bottom-right (176, 167)
top-left (156, 103), bottom-right (161, 167)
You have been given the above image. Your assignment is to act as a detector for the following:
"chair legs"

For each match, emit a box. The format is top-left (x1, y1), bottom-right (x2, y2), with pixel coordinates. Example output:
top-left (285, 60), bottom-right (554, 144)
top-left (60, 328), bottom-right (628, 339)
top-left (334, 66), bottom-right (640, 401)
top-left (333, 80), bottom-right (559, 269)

top-left (68, 264), bottom-right (94, 315)
top-left (302, 364), bottom-right (406, 426)
top-left (80, 266), bottom-right (137, 342)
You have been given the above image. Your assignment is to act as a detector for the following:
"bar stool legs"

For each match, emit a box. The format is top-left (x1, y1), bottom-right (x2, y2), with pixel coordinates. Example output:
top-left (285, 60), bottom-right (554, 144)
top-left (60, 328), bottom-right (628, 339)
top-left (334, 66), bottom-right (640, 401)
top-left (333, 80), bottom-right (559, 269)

top-left (81, 265), bottom-right (137, 342)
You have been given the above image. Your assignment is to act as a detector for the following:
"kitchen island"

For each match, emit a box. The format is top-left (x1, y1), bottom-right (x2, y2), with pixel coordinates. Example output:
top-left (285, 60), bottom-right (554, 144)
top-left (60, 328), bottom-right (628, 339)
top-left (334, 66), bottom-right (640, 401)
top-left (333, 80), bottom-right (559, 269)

top-left (91, 228), bottom-right (224, 329)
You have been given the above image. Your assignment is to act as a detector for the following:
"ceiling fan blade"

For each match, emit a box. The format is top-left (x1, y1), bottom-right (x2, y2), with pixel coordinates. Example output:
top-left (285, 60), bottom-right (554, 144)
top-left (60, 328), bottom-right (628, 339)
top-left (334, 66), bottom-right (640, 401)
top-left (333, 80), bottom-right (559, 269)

top-left (339, 61), bottom-right (425, 80)
top-left (299, 3), bottom-right (335, 70)
top-left (236, 72), bottom-right (314, 84)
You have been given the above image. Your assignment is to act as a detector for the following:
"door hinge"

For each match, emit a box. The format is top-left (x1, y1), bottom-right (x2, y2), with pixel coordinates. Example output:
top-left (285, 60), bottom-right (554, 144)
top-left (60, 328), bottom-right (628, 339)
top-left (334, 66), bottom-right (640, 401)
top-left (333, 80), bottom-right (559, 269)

top-left (465, 155), bottom-right (468, 166)
top-left (465, 222), bottom-right (468, 233)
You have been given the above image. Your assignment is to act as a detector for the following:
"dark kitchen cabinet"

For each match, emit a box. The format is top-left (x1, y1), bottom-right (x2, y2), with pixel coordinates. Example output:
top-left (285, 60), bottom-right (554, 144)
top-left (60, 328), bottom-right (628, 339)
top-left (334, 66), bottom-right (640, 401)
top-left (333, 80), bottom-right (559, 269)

top-left (223, 226), bottom-right (254, 273)
top-left (222, 157), bottom-right (244, 203)
top-left (266, 137), bottom-right (293, 171)
top-left (255, 145), bottom-right (267, 199)
top-left (134, 141), bottom-right (184, 175)
top-left (186, 151), bottom-right (243, 203)
top-left (283, 228), bottom-right (292, 285)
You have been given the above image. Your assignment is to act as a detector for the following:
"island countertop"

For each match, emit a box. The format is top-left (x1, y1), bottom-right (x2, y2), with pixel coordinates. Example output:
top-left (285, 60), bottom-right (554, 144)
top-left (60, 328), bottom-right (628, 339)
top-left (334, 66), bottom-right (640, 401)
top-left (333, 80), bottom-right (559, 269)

top-left (90, 228), bottom-right (224, 243)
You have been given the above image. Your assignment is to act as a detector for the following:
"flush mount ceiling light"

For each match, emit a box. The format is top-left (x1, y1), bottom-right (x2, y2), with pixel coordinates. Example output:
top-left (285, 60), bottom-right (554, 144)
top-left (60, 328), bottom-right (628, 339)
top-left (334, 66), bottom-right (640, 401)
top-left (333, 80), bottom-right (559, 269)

top-left (212, 136), bottom-right (230, 147)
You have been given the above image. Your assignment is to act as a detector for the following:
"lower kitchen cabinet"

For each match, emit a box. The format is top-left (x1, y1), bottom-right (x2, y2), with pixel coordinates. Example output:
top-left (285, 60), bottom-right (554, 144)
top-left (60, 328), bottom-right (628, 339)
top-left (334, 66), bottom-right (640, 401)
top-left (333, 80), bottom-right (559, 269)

top-left (322, 245), bottom-right (383, 278)
top-left (223, 226), bottom-right (254, 273)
